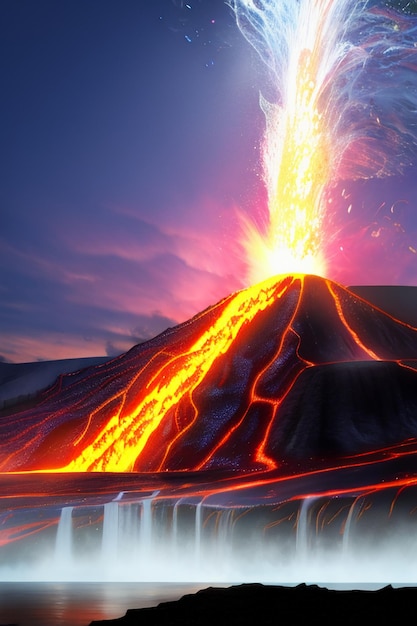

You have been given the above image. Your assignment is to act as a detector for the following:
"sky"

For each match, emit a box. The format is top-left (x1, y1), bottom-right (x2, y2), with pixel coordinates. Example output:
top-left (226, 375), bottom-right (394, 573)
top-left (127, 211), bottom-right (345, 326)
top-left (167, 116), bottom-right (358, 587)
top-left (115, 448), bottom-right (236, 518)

top-left (1, 0), bottom-right (417, 364)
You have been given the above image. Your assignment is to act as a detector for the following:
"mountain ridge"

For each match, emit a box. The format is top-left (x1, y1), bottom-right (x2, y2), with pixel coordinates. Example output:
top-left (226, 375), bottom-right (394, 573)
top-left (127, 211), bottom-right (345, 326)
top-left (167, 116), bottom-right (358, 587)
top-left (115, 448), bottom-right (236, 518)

top-left (1, 274), bottom-right (417, 473)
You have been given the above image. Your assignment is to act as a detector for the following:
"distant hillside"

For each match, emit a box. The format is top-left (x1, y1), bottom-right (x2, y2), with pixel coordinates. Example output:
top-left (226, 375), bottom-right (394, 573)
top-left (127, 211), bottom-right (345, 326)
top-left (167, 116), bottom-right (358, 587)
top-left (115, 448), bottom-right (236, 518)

top-left (349, 285), bottom-right (417, 327)
top-left (0, 356), bottom-right (109, 409)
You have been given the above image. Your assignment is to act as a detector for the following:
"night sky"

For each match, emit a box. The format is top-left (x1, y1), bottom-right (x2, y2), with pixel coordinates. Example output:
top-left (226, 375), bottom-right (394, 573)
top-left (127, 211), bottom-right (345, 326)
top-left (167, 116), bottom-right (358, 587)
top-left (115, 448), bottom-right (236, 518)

top-left (1, 0), bottom-right (417, 364)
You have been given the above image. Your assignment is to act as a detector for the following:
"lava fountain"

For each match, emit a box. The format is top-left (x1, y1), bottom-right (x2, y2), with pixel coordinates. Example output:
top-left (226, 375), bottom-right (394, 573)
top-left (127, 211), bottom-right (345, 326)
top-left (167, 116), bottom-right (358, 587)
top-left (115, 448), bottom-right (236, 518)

top-left (233, 0), bottom-right (417, 284)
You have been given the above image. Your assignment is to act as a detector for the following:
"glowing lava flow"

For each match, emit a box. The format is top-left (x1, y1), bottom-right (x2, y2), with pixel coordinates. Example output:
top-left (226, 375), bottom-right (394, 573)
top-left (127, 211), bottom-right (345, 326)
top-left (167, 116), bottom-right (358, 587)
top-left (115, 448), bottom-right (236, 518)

top-left (1, 274), bottom-right (417, 474)
top-left (58, 274), bottom-right (290, 472)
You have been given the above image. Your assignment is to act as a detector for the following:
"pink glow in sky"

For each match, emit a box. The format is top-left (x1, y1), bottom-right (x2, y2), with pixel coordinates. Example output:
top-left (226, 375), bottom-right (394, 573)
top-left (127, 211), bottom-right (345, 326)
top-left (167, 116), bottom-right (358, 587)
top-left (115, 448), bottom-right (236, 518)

top-left (1, 0), bottom-right (417, 364)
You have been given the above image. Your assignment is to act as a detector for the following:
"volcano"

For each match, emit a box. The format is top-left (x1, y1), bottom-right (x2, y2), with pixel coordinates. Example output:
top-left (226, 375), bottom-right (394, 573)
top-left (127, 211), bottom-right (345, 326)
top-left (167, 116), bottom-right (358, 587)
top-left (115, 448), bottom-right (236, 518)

top-left (1, 274), bottom-right (417, 474)
top-left (2, 274), bottom-right (417, 592)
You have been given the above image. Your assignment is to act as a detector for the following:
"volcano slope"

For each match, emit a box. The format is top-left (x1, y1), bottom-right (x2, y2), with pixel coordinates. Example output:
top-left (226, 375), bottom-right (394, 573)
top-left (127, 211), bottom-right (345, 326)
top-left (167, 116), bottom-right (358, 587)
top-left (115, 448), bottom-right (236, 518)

top-left (1, 274), bottom-right (417, 473)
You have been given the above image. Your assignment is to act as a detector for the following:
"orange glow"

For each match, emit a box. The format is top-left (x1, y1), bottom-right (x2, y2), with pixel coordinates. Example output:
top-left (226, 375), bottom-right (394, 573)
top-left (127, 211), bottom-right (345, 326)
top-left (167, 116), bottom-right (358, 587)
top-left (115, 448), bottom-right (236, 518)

top-left (327, 282), bottom-right (381, 361)
top-left (1, 273), bottom-right (416, 475)
top-left (58, 274), bottom-right (294, 472)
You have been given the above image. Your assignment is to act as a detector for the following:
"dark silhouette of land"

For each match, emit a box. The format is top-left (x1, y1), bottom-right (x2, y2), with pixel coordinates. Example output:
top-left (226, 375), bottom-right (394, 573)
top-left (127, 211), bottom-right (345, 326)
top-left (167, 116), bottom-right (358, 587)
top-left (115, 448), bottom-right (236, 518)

top-left (88, 583), bottom-right (417, 625)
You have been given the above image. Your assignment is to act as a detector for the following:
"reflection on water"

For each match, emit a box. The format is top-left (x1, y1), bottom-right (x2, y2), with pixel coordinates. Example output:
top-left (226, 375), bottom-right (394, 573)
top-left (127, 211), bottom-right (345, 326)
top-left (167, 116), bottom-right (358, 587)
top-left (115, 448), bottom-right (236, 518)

top-left (0, 581), bottom-right (210, 626)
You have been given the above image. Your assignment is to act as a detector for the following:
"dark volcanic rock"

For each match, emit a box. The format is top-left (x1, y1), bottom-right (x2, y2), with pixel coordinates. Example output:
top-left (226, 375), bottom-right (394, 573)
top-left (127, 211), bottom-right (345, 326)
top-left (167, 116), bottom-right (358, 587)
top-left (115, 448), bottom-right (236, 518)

top-left (1, 275), bottom-right (417, 472)
top-left (89, 583), bottom-right (417, 625)
top-left (266, 360), bottom-right (417, 459)
top-left (350, 285), bottom-right (417, 327)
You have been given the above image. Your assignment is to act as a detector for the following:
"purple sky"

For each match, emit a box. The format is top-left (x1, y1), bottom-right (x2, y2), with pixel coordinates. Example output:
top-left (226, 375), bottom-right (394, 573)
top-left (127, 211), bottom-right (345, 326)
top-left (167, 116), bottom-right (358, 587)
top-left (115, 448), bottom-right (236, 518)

top-left (1, 0), bottom-right (417, 364)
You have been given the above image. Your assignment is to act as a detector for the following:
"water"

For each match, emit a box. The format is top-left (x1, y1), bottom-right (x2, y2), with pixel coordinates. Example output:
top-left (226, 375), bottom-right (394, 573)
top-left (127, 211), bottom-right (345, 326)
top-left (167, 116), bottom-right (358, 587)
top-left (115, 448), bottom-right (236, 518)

top-left (5, 490), bottom-right (417, 591)
top-left (296, 496), bottom-right (319, 559)
top-left (194, 501), bottom-right (203, 567)
top-left (342, 496), bottom-right (362, 555)
top-left (0, 581), bottom-right (210, 626)
top-left (101, 502), bottom-right (119, 563)
top-left (139, 492), bottom-right (158, 558)
top-left (0, 579), bottom-right (412, 626)
top-left (55, 507), bottom-right (74, 565)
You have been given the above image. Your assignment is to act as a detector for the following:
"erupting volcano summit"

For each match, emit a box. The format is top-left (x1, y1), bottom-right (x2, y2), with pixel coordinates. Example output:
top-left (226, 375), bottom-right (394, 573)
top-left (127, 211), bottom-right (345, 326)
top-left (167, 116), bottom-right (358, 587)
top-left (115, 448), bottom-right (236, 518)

top-left (2, 274), bottom-right (417, 474)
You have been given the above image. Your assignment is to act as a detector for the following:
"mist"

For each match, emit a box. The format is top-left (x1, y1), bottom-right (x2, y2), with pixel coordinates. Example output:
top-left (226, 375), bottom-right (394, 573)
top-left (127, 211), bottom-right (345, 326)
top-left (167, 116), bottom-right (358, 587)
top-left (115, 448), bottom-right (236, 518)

top-left (2, 491), bottom-right (417, 589)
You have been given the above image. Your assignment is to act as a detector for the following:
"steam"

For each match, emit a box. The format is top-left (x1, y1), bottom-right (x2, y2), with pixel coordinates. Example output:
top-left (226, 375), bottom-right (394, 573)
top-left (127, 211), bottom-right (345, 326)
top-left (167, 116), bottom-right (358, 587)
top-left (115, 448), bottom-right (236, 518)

top-left (3, 493), bottom-right (417, 587)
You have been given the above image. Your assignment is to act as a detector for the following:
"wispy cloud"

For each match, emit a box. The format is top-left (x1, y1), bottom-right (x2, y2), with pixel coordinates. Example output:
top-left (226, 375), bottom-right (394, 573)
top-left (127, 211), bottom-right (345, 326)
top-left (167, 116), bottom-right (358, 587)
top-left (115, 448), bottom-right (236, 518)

top-left (0, 197), bottom-right (246, 362)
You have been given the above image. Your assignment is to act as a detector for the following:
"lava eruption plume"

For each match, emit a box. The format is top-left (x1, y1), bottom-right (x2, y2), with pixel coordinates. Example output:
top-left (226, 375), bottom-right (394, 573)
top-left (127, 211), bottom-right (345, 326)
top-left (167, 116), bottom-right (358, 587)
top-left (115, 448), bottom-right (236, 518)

top-left (233, 0), bottom-right (417, 283)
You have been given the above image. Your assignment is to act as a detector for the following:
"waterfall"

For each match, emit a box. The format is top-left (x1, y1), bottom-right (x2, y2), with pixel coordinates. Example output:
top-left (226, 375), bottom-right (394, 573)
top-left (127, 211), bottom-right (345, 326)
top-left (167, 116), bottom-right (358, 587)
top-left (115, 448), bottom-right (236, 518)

top-left (194, 501), bottom-right (203, 566)
top-left (343, 497), bottom-right (361, 555)
top-left (171, 497), bottom-right (182, 558)
top-left (217, 508), bottom-right (232, 556)
top-left (296, 497), bottom-right (318, 558)
top-left (55, 506), bottom-right (73, 563)
top-left (139, 490), bottom-right (159, 557)
top-left (140, 499), bottom-right (152, 551)
top-left (100, 490), bottom-right (161, 568)
top-left (102, 501), bottom-right (119, 562)
top-left (121, 502), bottom-right (140, 557)
top-left (172, 499), bottom-right (180, 541)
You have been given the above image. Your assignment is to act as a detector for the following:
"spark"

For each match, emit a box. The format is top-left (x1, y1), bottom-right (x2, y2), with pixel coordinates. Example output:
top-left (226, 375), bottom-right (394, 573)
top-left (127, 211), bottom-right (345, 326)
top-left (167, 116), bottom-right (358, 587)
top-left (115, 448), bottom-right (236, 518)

top-left (232, 0), bottom-right (366, 283)
top-left (235, 0), bottom-right (340, 283)
top-left (232, 0), bottom-right (417, 284)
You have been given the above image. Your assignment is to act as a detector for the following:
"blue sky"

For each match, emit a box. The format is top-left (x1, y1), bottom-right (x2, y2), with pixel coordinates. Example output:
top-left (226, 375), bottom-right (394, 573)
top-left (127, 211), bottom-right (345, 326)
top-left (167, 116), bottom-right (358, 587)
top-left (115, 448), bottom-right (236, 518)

top-left (1, 0), bottom-right (417, 363)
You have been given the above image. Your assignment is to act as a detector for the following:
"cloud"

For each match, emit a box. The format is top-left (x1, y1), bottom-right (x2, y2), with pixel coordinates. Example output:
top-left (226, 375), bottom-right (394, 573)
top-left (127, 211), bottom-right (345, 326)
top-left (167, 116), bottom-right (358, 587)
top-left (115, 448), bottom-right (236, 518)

top-left (0, 196), bottom-right (247, 362)
top-left (105, 341), bottom-right (123, 358)
top-left (130, 311), bottom-right (177, 343)
top-left (0, 332), bottom-right (107, 364)
top-left (49, 199), bottom-right (246, 322)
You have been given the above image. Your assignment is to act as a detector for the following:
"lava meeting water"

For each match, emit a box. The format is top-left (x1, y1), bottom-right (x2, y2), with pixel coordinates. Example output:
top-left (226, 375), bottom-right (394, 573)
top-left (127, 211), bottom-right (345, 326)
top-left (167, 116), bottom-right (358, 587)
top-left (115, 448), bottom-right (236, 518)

top-left (5, 471), bottom-right (417, 586)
